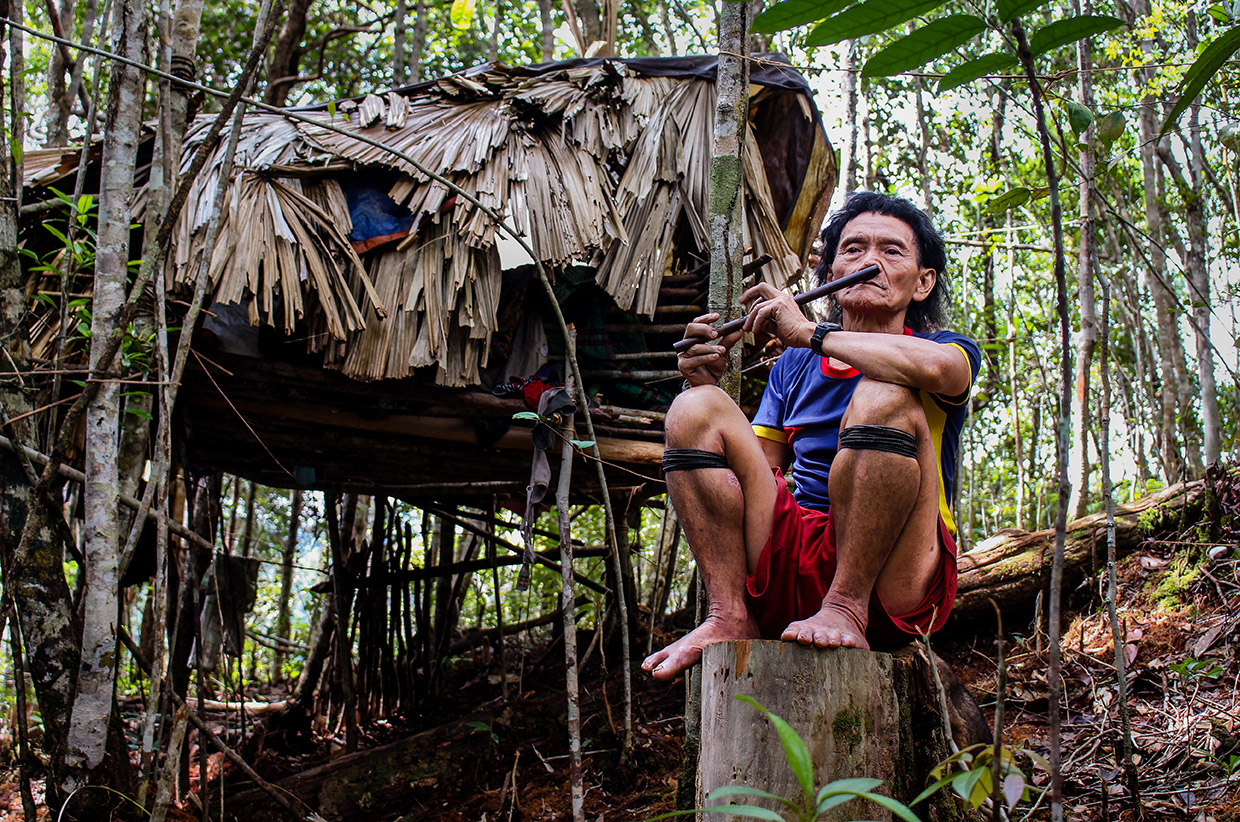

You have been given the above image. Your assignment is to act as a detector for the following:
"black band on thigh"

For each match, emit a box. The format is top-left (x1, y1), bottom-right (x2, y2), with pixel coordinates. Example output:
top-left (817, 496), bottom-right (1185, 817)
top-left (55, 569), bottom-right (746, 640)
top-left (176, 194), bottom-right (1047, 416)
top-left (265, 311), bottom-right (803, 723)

top-left (838, 424), bottom-right (918, 459)
top-left (662, 448), bottom-right (730, 473)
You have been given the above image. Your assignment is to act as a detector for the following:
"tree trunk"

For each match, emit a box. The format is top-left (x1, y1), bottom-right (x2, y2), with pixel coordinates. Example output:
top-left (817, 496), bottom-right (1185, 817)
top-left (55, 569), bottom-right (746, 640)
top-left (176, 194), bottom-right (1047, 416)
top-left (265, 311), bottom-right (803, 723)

top-left (262, 0), bottom-right (311, 106)
top-left (554, 396), bottom-right (585, 822)
top-left (1182, 13), bottom-right (1220, 468)
top-left (271, 488), bottom-right (302, 682)
top-left (1069, 6), bottom-right (1098, 519)
top-left (69, 0), bottom-right (144, 773)
top-left (489, 0), bottom-right (502, 61)
top-left (1135, 0), bottom-right (1183, 483)
top-left (840, 40), bottom-right (859, 199)
top-left (42, 0), bottom-right (76, 145)
top-left (393, 0), bottom-right (407, 85)
top-left (698, 642), bottom-right (976, 821)
top-left (573, 0), bottom-right (601, 52)
top-left (410, 0), bottom-right (426, 83)
top-left (239, 479), bottom-right (258, 556)
top-left (1, 27), bottom-right (83, 805)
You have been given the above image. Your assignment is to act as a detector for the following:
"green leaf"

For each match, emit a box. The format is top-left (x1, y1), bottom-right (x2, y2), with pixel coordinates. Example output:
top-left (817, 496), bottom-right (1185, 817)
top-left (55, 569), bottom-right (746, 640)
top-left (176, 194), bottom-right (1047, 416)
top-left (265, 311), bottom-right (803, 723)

top-left (76, 194), bottom-right (94, 215)
top-left (1095, 110), bottom-right (1125, 145)
top-left (860, 791), bottom-right (923, 822)
top-left (862, 15), bottom-right (986, 78)
top-left (650, 806), bottom-right (788, 822)
top-left (967, 768), bottom-right (993, 808)
top-left (997, 0), bottom-right (1051, 22)
top-left (1161, 25), bottom-right (1240, 138)
top-left (450, 0), bottom-right (477, 29)
top-left (816, 794), bottom-right (854, 814)
top-left (985, 187), bottom-right (1030, 214)
top-left (126, 408), bottom-right (154, 420)
top-left (937, 52), bottom-right (1018, 92)
top-left (327, 100), bottom-right (337, 120)
top-left (911, 772), bottom-right (957, 805)
top-left (1065, 100), bottom-right (1093, 135)
top-left (10, 137), bottom-right (22, 164)
top-left (751, 0), bottom-right (853, 34)
top-left (1028, 15), bottom-right (1125, 57)
top-left (512, 411), bottom-right (543, 422)
top-left (805, 0), bottom-right (946, 47)
top-left (951, 768), bottom-right (987, 807)
top-left (817, 778), bottom-right (884, 799)
top-left (734, 696), bottom-right (814, 803)
top-left (705, 785), bottom-right (792, 808)
top-left (570, 439), bottom-right (596, 449)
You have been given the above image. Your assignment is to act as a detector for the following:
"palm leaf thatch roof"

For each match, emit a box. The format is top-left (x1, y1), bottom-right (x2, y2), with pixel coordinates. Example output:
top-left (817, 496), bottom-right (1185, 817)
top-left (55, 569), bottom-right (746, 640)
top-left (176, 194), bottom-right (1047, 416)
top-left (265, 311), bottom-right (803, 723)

top-left (164, 55), bottom-right (835, 387)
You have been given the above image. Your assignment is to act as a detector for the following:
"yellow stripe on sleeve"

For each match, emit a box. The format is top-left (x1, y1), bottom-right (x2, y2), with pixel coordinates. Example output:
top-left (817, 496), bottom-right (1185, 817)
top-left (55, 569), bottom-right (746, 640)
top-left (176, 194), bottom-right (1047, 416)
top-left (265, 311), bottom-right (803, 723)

top-left (752, 425), bottom-right (788, 444)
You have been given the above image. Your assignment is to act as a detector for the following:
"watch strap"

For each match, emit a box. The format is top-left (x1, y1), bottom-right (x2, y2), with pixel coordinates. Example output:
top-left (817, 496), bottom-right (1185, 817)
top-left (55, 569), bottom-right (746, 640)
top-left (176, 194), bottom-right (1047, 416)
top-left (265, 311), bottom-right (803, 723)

top-left (810, 322), bottom-right (841, 355)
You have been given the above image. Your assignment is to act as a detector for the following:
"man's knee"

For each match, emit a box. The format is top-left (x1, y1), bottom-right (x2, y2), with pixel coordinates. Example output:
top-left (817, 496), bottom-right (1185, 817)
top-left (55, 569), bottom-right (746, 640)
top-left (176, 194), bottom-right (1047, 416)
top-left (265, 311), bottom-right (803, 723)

top-left (842, 378), bottom-right (925, 431)
top-left (665, 385), bottom-right (740, 447)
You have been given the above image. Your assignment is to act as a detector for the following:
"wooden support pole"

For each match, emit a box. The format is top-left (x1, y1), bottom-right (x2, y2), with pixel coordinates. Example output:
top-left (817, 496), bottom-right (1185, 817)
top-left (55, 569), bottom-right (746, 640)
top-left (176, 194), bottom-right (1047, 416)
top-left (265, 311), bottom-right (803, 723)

top-left (698, 641), bottom-right (969, 821)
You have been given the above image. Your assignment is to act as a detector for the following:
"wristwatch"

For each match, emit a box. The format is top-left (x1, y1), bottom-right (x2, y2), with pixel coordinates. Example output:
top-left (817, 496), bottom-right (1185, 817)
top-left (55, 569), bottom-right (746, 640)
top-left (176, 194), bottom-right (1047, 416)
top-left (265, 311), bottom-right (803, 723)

top-left (809, 321), bottom-right (842, 356)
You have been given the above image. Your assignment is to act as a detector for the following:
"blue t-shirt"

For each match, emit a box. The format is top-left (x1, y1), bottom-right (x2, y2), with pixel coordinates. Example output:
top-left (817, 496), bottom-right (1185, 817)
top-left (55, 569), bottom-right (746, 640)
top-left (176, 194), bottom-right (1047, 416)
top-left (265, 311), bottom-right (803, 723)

top-left (751, 329), bottom-right (981, 534)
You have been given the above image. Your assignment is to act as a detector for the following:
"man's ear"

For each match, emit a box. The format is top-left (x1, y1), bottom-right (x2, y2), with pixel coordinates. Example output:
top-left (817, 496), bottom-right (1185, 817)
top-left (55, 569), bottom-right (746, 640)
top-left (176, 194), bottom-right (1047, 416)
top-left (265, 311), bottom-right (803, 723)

top-left (912, 267), bottom-right (937, 302)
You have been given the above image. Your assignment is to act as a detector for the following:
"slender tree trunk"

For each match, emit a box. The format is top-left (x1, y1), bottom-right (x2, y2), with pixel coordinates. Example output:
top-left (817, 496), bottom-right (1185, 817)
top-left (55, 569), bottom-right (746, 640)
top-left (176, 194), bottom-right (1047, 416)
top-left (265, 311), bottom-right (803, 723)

top-left (1135, 0), bottom-right (1182, 482)
top-left (489, 0), bottom-right (502, 61)
top-left (271, 488), bottom-right (302, 682)
top-left (262, 0), bottom-right (311, 106)
top-left (70, 0), bottom-right (144, 773)
top-left (911, 44), bottom-right (933, 217)
top-left (326, 493), bottom-right (358, 752)
top-left (410, 0), bottom-right (426, 82)
top-left (168, 0), bottom-right (204, 138)
top-left (1012, 21), bottom-right (1073, 821)
top-left (555, 371), bottom-right (585, 822)
top-left (42, 0), bottom-right (76, 145)
top-left (573, 0), bottom-right (601, 52)
top-left (393, 0), bottom-right (407, 84)
top-left (658, 0), bottom-right (676, 56)
top-left (840, 40), bottom-right (859, 198)
top-left (1069, 5), bottom-right (1098, 518)
top-left (64, 0), bottom-right (102, 137)
top-left (1183, 14), bottom-right (1219, 467)
top-left (239, 479), bottom-right (257, 556)
top-left (1, 11), bottom-right (78, 807)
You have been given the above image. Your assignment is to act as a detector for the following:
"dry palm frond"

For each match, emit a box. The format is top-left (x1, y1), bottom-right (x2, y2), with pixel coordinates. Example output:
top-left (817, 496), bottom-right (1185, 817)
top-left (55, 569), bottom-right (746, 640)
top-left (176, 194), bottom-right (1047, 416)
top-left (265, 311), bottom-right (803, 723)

top-left (112, 59), bottom-right (826, 385)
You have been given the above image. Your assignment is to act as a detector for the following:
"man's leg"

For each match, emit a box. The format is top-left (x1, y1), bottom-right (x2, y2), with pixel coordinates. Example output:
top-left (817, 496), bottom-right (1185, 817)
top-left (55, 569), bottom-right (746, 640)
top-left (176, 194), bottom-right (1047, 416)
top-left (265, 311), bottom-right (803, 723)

top-left (781, 378), bottom-right (943, 650)
top-left (641, 385), bottom-right (779, 680)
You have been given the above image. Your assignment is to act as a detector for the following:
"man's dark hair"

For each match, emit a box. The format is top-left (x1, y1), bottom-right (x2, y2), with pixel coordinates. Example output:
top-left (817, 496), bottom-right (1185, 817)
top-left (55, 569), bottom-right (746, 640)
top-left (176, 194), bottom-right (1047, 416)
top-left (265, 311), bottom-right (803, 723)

top-left (813, 191), bottom-right (951, 332)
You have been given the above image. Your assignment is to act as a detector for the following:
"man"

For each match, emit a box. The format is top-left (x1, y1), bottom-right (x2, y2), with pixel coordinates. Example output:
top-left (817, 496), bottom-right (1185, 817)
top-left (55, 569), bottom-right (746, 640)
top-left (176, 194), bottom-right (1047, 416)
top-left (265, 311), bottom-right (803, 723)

top-left (642, 192), bottom-right (980, 681)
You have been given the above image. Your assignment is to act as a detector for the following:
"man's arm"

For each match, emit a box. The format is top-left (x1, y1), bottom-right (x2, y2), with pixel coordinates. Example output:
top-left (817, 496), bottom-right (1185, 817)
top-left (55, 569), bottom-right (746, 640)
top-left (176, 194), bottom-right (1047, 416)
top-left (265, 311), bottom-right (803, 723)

top-left (758, 436), bottom-right (792, 472)
top-left (818, 332), bottom-right (973, 398)
top-left (736, 284), bottom-right (972, 398)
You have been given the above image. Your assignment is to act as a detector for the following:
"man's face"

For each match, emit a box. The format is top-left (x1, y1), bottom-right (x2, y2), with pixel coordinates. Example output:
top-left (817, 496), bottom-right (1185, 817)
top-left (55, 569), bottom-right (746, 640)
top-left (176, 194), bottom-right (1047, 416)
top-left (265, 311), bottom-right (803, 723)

top-left (829, 212), bottom-right (937, 321)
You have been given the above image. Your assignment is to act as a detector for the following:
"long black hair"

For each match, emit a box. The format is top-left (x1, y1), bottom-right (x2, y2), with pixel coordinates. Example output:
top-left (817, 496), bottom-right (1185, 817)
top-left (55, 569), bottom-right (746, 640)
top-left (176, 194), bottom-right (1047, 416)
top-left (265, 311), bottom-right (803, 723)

top-left (813, 192), bottom-right (951, 332)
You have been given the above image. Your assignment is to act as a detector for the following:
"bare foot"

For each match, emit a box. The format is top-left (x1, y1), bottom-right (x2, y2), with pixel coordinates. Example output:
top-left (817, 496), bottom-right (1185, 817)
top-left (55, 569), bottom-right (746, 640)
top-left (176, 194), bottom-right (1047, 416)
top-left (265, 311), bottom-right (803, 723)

top-left (780, 602), bottom-right (870, 650)
top-left (642, 613), bottom-right (761, 681)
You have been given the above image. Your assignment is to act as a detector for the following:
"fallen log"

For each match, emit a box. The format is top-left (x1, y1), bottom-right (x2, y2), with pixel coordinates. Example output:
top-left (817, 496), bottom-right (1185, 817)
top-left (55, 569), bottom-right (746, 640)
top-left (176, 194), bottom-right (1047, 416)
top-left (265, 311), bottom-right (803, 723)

top-left (950, 479), bottom-right (1205, 625)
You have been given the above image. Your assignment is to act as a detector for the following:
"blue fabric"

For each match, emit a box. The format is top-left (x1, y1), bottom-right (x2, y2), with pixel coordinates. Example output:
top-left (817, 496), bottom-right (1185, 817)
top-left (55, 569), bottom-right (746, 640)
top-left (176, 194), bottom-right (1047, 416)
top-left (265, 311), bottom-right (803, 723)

top-left (345, 182), bottom-right (415, 245)
top-left (751, 329), bottom-right (981, 513)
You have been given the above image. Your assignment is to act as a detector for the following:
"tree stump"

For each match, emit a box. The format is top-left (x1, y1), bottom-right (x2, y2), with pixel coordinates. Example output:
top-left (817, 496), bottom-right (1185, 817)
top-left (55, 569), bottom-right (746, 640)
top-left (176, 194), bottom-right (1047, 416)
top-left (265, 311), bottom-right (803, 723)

top-left (698, 641), bottom-right (977, 822)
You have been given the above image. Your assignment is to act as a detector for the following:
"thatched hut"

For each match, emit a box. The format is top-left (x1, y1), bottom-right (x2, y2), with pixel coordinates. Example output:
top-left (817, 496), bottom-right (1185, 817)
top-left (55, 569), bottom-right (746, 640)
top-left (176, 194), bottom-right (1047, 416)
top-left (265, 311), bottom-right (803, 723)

top-left (22, 54), bottom-right (835, 503)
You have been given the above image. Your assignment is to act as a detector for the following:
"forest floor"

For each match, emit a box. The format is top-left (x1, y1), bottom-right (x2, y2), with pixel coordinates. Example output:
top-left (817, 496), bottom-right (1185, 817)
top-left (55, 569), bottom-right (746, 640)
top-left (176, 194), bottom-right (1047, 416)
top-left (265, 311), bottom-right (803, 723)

top-left (2, 510), bottom-right (1238, 821)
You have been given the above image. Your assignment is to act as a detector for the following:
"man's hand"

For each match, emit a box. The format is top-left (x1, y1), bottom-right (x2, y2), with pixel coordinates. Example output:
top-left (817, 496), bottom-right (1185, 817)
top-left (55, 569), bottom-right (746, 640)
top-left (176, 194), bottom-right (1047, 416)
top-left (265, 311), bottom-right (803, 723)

top-left (678, 312), bottom-right (743, 387)
top-left (740, 283), bottom-right (817, 350)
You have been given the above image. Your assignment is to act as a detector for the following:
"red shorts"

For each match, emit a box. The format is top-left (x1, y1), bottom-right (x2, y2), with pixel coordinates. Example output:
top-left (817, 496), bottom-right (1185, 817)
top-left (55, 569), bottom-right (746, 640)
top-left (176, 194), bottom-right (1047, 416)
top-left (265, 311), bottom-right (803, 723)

top-left (745, 468), bottom-right (958, 650)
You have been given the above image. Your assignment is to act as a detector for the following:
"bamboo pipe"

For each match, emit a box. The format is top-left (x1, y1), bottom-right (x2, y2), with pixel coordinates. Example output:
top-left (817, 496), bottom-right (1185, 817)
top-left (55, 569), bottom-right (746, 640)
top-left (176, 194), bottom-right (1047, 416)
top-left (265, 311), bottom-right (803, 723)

top-left (671, 264), bottom-right (881, 353)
